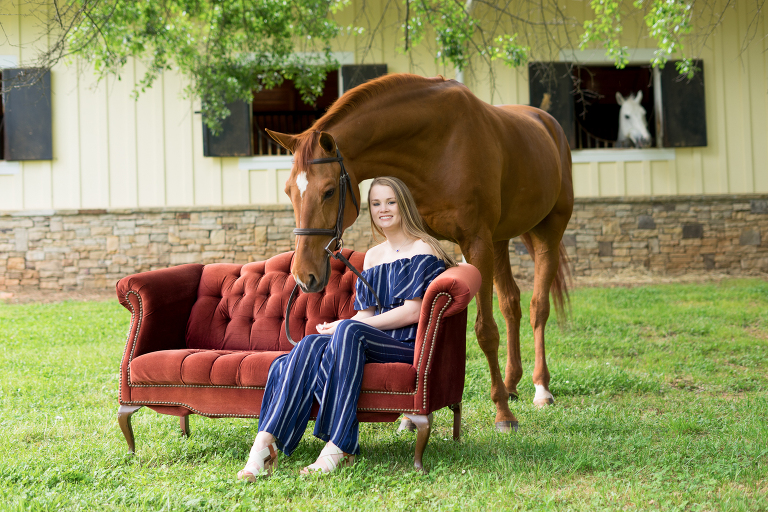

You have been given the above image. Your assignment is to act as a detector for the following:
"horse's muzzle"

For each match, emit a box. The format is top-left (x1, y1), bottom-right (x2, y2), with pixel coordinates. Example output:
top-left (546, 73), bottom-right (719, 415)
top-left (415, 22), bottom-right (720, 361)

top-left (294, 258), bottom-right (331, 293)
top-left (634, 136), bottom-right (652, 148)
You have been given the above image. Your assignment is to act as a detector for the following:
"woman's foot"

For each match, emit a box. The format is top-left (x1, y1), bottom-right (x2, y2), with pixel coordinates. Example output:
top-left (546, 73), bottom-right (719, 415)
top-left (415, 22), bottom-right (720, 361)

top-left (300, 442), bottom-right (355, 475)
top-left (237, 433), bottom-right (278, 481)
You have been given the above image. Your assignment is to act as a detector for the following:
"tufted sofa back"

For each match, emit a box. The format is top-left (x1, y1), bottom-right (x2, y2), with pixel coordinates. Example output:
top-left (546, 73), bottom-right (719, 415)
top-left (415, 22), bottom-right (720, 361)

top-left (185, 250), bottom-right (362, 352)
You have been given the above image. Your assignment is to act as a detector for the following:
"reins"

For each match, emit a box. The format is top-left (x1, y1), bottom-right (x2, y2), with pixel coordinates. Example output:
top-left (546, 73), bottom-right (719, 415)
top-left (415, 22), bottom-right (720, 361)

top-left (284, 147), bottom-right (382, 345)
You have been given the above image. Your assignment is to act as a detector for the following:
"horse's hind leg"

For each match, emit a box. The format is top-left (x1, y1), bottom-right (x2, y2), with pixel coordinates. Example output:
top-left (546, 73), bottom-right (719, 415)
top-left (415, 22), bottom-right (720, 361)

top-left (526, 226), bottom-right (564, 407)
top-left (493, 240), bottom-right (523, 400)
top-left (463, 236), bottom-right (518, 431)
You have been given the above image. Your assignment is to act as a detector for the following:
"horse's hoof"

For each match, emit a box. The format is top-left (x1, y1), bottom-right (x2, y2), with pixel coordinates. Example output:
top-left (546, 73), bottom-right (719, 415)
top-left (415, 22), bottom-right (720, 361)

top-left (508, 391), bottom-right (519, 402)
top-left (398, 417), bottom-right (417, 432)
top-left (533, 397), bottom-right (555, 408)
top-left (495, 421), bottom-right (519, 433)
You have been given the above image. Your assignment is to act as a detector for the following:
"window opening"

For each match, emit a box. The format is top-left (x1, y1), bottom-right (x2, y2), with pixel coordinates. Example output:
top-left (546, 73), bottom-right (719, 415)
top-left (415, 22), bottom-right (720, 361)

top-left (573, 65), bottom-right (655, 149)
top-left (252, 71), bottom-right (339, 156)
top-left (0, 70), bottom-right (4, 160)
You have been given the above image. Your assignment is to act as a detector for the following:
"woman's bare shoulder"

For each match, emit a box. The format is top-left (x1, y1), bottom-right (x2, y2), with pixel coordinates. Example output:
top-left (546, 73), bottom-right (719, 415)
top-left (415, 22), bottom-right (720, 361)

top-left (363, 242), bottom-right (388, 270)
top-left (410, 239), bottom-right (437, 257)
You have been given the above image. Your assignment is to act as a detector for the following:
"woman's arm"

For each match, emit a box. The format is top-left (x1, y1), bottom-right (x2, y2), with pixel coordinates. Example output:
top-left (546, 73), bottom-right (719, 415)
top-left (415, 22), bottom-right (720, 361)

top-left (355, 299), bottom-right (421, 330)
top-left (316, 299), bottom-right (421, 335)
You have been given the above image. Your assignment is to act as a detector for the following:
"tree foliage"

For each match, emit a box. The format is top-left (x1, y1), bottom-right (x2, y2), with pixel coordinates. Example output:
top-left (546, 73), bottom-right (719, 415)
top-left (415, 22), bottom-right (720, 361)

top-left (7, 0), bottom-right (746, 129)
top-left (32, 0), bottom-right (347, 131)
top-left (580, 0), bottom-right (696, 77)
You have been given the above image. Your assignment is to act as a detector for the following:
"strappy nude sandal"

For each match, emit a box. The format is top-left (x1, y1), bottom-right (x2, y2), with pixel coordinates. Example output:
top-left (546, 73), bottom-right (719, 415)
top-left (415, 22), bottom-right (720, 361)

top-left (237, 441), bottom-right (278, 481)
top-left (300, 443), bottom-right (355, 475)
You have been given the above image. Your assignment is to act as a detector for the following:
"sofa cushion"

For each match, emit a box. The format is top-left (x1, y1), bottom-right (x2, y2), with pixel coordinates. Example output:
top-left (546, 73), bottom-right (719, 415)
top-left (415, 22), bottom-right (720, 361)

top-left (185, 251), bottom-right (363, 352)
top-left (129, 350), bottom-right (417, 393)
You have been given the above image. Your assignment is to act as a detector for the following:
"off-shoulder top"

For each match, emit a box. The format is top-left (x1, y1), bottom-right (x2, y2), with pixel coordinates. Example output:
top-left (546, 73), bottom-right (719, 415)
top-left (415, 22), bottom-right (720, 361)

top-left (353, 254), bottom-right (446, 341)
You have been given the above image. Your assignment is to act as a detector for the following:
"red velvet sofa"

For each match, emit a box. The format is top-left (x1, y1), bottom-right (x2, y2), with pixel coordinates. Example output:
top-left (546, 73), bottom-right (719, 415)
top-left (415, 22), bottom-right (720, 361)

top-left (115, 249), bottom-right (481, 470)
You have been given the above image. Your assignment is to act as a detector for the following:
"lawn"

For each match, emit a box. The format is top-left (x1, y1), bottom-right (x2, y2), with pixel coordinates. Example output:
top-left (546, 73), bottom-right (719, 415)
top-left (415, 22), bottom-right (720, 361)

top-left (1, 280), bottom-right (767, 511)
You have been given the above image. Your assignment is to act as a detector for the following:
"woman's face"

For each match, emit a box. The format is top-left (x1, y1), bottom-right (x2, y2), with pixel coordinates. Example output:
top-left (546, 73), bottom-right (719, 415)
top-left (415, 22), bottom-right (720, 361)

top-left (369, 184), bottom-right (401, 232)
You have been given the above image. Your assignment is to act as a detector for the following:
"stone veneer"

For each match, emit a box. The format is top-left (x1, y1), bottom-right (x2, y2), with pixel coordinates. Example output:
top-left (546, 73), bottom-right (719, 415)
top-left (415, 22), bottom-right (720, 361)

top-left (1, 194), bottom-right (767, 291)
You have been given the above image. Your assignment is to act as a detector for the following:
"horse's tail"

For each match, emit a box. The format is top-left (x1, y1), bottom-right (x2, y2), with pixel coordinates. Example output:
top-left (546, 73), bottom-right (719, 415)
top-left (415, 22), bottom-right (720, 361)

top-left (520, 233), bottom-right (572, 324)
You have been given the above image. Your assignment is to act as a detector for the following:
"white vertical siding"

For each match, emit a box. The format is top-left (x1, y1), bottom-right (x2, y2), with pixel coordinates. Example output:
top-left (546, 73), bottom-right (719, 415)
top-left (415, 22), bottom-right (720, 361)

top-left (0, 0), bottom-right (766, 212)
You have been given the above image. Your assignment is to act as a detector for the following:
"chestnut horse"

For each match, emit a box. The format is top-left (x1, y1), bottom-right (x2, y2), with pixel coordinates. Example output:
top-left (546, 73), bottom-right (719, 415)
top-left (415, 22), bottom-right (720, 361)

top-left (267, 74), bottom-right (573, 431)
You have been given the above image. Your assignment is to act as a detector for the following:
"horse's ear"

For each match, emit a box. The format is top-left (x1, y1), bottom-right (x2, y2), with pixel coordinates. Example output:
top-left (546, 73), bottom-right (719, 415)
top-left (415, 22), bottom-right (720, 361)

top-left (635, 90), bottom-right (643, 102)
top-left (615, 92), bottom-right (625, 105)
top-left (266, 129), bottom-right (298, 154)
top-left (318, 131), bottom-right (337, 155)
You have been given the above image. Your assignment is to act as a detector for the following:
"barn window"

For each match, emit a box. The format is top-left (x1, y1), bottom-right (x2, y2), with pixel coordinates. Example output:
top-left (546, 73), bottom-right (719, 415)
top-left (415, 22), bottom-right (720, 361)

top-left (1, 68), bottom-right (53, 161)
top-left (573, 64), bottom-right (655, 149)
top-left (203, 64), bottom-right (388, 157)
top-left (0, 71), bottom-right (4, 160)
top-left (528, 60), bottom-right (707, 151)
top-left (251, 70), bottom-right (340, 156)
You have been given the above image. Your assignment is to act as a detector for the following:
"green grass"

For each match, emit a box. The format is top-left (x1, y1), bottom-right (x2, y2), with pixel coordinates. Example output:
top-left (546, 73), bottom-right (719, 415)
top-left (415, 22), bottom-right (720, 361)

top-left (1, 280), bottom-right (767, 511)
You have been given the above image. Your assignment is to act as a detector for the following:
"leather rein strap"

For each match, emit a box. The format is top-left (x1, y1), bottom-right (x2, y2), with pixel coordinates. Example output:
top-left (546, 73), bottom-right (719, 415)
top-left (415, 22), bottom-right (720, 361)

top-left (285, 148), bottom-right (382, 346)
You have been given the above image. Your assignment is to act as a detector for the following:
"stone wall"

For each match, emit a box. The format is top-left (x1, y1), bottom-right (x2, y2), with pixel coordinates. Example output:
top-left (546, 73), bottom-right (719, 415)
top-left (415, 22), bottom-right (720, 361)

top-left (1, 194), bottom-right (767, 291)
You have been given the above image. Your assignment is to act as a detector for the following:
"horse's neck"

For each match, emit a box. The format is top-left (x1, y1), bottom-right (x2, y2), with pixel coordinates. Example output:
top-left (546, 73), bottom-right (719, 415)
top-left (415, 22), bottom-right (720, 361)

top-left (331, 85), bottom-right (457, 181)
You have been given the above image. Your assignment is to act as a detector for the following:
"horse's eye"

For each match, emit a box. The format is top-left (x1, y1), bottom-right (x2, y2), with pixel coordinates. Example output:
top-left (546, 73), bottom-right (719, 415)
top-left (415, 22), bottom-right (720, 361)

top-left (323, 189), bottom-right (335, 200)
top-left (624, 114), bottom-right (630, 119)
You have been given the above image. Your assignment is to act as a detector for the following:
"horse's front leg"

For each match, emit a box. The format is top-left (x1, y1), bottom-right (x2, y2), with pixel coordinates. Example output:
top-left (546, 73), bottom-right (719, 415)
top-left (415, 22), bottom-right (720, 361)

top-left (463, 237), bottom-right (519, 432)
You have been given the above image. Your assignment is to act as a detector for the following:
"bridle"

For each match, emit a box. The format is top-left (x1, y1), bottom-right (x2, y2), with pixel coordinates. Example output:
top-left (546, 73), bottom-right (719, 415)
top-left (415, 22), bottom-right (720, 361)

top-left (285, 146), bottom-right (382, 345)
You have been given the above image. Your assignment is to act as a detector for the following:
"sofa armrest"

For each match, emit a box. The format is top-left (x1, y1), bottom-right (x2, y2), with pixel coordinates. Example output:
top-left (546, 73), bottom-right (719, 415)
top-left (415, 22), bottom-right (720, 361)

top-left (411, 263), bottom-right (480, 414)
top-left (117, 263), bottom-right (204, 405)
top-left (116, 263), bottom-right (205, 359)
top-left (421, 263), bottom-right (481, 319)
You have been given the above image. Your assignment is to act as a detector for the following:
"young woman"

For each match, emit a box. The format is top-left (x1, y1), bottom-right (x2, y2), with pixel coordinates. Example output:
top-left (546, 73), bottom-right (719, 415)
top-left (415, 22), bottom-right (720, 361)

top-left (238, 176), bottom-right (457, 480)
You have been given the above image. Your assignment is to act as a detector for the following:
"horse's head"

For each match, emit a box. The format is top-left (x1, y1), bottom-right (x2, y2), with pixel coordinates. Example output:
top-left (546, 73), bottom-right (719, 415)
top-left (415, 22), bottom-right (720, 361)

top-left (267, 129), bottom-right (361, 293)
top-left (616, 91), bottom-right (652, 148)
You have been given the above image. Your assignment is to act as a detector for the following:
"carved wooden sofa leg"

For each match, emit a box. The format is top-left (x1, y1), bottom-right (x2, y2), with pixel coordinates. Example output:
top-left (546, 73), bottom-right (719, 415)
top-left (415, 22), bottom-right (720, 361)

top-left (398, 417), bottom-right (417, 433)
top-left (180, 414), bottom-right (191, 437)
top-left (448, 402), bottom-right (461, 441)
top-left (403, 413), bottom-right (433, 472)
top-left (117, 405), bottom-right (143, 453)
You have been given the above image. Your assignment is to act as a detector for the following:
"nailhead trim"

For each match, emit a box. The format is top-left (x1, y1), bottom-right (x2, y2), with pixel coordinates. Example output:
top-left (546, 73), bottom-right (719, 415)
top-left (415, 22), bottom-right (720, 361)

top-left (119, 290), bottom-right (142, 403)
top-left (128, 384), bottom-right (412, 394)
top-left (120, 400), bottom-right (260, 418)
top-left (117, 399), bottom-right (418, 417)
top-left (130, 383), bottom-right (266, 390)
top-left (417, 292), bottom-right (453, 411)
top-left (360, 390), bottom-right (414, 395)
top-left (357, 407), bottom-right (418, 413)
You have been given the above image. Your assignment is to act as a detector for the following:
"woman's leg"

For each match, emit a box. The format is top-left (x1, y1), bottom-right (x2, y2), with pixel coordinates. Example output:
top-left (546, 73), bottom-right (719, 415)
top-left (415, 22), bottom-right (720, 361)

top-left (256, 334), bottom-right (330, 456)
top-left (313, 320), bottom-right (415, 456)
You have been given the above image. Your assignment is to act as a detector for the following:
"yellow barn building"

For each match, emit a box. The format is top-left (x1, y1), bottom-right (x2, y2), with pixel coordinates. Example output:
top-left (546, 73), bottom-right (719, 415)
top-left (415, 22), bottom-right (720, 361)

top-left (0, 0), bottom-right (766, 291)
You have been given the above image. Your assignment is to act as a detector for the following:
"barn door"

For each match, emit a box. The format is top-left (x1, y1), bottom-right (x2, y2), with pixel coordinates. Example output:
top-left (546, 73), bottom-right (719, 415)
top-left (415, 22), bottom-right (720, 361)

top-left (658, 60), bottom-right (707, 147)
top-left (202, 100), bottom-right (252, 157)
top-left (3, 68), bottom-right (53, 161)
top-left (528, 62), bottom-right (576, 149)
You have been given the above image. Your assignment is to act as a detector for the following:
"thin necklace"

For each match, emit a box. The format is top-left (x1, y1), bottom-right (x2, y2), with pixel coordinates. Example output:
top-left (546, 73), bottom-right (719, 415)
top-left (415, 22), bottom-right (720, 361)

top-left (390, 237), bottom-right (415, 253)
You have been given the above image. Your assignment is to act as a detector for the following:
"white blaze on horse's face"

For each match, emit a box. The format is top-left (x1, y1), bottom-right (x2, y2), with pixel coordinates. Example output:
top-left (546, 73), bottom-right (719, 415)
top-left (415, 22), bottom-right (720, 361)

top-left (296, 171), bottom-right (309, 198)
top-left (616, 91), bottom-right (652, 148)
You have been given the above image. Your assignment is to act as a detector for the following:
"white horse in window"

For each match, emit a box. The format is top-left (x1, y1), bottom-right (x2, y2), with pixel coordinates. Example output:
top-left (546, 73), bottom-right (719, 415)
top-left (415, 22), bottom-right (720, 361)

top-left (616, 91), bottom-right (652, 148)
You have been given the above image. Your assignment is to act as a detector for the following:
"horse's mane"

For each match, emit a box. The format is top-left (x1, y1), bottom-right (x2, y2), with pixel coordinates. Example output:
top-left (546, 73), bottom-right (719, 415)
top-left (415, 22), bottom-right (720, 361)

top-left (293, 74), bottom-right (448, 175)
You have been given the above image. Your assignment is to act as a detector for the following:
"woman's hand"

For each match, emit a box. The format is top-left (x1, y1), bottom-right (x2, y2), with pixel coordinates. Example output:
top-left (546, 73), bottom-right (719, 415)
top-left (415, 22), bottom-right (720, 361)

top-left (316, 320), bottom-right (341, 335)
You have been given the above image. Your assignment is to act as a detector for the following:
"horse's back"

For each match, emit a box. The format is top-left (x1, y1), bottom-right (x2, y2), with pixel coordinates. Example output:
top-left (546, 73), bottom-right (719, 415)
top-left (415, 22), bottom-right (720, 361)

top-left (493, 105), bottom-right (570, 160)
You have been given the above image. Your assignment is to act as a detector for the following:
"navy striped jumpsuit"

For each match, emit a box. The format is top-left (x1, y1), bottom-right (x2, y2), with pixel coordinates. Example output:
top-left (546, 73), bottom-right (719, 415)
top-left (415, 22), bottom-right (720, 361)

top-left (258, 254), bottom-right (446, 456)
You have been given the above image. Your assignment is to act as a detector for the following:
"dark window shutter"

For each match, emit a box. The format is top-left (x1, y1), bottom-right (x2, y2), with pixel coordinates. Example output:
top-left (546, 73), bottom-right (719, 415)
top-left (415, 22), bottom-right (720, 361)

top-left (528, 62), bottom-right (576, 149)
top-left (659, 60), bottom-right (707, 147)
top-left (3, 68), bottom-right (52, 161)
top-left (341, 64), bottom-right (388, 92)
top-left (202, 100), bottom-right (252, 157)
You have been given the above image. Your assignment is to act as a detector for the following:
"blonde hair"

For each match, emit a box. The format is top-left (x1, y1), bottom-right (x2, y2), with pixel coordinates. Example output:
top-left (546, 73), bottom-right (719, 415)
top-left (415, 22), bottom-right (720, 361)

top-left (368, 176), bottom-right (458, 268)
